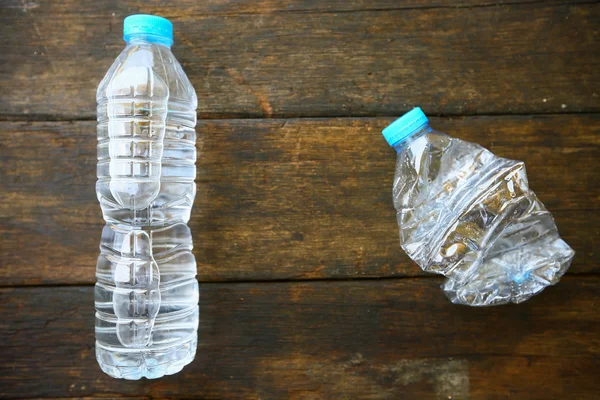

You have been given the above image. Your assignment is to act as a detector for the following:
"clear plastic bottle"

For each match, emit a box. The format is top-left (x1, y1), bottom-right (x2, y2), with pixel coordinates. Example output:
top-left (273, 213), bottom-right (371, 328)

top-left (95, 15), bottom-right (199, 379)
top-left (382, 108), bottom-right (574, 306)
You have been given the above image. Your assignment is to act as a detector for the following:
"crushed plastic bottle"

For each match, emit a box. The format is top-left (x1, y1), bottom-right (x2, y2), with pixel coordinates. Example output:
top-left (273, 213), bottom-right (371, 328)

top-left (382, 108), bottom-right (574, 306)
top-left (95, 15), bottom-right (199, 379)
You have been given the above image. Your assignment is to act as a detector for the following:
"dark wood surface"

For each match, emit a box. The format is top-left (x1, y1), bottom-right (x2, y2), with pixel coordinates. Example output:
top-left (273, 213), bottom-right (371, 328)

top-left (1, 1), bottom-right (599, 119)
top-left (1, 115), bottom-right (598, 286)
top-left (1, 278), bottom-right (599, 399)
top-left (0, 0), bottom-right (599, 399)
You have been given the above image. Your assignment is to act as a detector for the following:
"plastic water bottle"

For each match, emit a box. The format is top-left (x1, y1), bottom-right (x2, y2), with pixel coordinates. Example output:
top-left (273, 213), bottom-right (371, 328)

top-left (382, 108), bottom-right (574, 306)
top-left (95, 15), bottom-right (199, 379)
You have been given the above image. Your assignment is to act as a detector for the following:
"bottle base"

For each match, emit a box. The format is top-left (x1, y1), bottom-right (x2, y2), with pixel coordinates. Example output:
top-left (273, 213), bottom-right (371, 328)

top-left (96, 335), bottom-right (197, 380)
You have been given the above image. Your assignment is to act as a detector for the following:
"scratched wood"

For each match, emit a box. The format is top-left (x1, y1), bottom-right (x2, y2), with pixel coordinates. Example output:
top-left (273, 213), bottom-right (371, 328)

top-left (1, 1), bottom-right (598, 398)
top-left (0, 278), bottom-right (599, 399)
top-left (1, 1), bottom-right (599, 119)
top-left (2, 0), bottom-right (586, 15)
top-left (0, 115), bottom-right (597, 285)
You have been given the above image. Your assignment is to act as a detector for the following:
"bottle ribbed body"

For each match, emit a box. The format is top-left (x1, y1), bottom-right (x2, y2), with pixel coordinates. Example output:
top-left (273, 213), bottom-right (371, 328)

top-left (96, 42), bottom-right (198, 226)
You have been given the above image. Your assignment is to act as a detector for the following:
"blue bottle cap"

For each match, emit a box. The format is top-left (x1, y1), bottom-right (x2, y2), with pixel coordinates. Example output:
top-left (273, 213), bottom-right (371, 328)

top-left (123, 15), bottom-right (173, 46)
top-left (382, 107), bottom-right (429, 147)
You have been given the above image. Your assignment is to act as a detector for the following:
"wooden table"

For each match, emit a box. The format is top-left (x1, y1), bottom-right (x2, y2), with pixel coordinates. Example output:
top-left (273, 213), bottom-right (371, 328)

top-left (1, 1), bottom-right (599, 399)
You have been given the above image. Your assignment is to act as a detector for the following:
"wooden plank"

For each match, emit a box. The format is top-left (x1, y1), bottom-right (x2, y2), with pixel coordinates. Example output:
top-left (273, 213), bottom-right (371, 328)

top-left (0, 277), bottom-right (599, 398)
top-left (0, 115), bottom-right (597, 285)
top-left (1, 0), bottom-right (580, 15)
top-left (1, 2), bottom-right (598, 118)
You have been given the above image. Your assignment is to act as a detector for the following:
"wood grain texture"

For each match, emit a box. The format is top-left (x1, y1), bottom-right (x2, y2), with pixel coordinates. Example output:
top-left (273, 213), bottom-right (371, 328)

top-left (1, 1), bottom-right (598, 119)
top-left (1, 277), bottom-right (599, 399)
top-left (1, 1), bottom-right (597, 398)
top-left (1, 115), bottom-right (597, 285)
top-left (1, 0), bottom-right (584, 15)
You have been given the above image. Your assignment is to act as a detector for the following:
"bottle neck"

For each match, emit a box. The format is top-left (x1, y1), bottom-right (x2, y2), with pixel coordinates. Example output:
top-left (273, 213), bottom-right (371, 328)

top-left (392, 123), bottom-right (431, 153)
top-left (126, 34), bottom-right (172, 48)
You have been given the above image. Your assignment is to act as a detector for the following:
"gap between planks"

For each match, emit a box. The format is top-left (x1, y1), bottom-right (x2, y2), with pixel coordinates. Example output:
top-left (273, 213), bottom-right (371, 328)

top-left (5, 0), bottom-right (597, 18)
top-left (1, 274), bottom-right (598, 290)
top-left (1, 110), bottom-right (600, 123)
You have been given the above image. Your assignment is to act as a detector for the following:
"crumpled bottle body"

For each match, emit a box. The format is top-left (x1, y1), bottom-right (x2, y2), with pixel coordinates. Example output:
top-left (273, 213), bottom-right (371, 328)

top-left (393, 127), bottom-right (574, 306)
